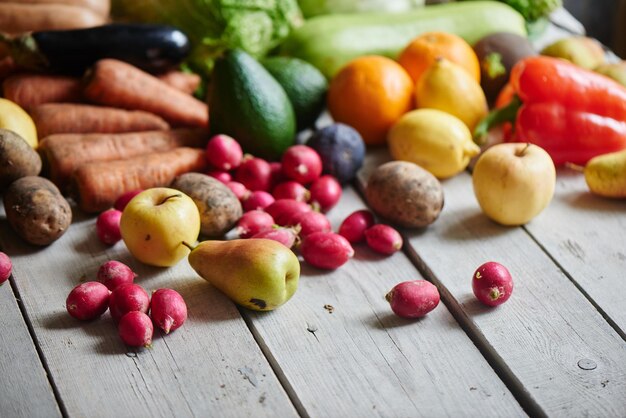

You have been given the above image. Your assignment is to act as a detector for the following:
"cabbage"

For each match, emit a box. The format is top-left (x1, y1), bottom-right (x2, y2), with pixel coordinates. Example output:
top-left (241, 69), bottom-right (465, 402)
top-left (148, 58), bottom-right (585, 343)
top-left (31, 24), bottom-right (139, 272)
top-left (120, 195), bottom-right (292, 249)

top-left (297, 0), bottom-right (425, 18)
top-left (111, 0), bottom-right (303, 75)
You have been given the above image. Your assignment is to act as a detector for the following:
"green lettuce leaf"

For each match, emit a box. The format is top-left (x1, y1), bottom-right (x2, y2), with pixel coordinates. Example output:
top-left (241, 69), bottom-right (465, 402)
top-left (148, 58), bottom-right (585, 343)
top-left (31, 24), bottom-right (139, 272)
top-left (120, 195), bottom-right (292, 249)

top-left (111, 0), bottom-right (303, 75)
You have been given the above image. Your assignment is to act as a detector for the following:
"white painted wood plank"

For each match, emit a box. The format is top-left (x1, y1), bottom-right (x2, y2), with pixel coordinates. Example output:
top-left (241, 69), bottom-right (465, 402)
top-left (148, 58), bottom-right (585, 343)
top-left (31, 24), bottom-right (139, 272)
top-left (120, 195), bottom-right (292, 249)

top-left (0, 259), bottom-right (61, 418)
top-left (358, 150), bottom-right (626, 417)
top-left (0, 208), bottom-right (298, 418)
top-left (524, 170), bottom-right (626, 337)
top-left (243, 187), bottom-right (527, 418)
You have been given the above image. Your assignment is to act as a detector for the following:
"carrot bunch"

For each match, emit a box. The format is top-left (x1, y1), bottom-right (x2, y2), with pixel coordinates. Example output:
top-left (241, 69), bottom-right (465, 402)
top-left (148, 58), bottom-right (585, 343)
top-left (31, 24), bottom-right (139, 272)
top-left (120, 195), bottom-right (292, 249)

top-left (1, 55), bottom-right (210, 213)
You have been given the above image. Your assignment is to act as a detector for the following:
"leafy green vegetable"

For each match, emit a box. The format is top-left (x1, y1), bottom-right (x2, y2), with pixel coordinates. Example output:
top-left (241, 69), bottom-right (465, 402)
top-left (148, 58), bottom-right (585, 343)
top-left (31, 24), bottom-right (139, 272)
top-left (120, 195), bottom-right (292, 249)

top-left (111, 0), bottom-right (303, 76)
top-left (297, 0), bottom-right (425, 18)
top-left (492, 0), bottom-right (562, 21)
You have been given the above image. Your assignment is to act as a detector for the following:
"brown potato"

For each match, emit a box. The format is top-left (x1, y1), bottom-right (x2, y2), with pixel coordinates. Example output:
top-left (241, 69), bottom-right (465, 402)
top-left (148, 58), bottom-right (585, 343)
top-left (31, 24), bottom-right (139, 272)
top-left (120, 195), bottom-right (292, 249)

top-left (4, 176), bottom-right (72, 245)
top-left (365, 161), bottom-right (444, 228)
top-left (170, 172), bottom-right (242, 238)
top-left (0, 128), bottom-right (42, 190)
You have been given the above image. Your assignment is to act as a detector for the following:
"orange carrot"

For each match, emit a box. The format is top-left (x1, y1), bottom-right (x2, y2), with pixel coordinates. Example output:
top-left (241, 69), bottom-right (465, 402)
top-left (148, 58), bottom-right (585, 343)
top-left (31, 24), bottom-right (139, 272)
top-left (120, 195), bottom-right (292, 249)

top-left (0, 0), bottom-right (111, 17)
top-left (39, 128), bottom-right (209, 189)
top-left (83, 59), bottom-right (209, 129)
top-left (157, 70), bottom-right (202, 95)
top-left (30, 103), bottom-right (170, 139)
top-left (0, 3), bottom-right (106, 34)
top-left (3, 73), bottom-right (83, 111)
top-left (70, 147), bottom-right (209, 213)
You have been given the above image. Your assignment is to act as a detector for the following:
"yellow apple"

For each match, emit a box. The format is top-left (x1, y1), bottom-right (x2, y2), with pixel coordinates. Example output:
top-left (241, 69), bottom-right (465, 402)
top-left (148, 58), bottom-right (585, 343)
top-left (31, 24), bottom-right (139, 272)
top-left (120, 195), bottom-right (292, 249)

top-left (472, 143), bottom-right (555, 226)
top-left (120, 188), bottom-right (200, 267)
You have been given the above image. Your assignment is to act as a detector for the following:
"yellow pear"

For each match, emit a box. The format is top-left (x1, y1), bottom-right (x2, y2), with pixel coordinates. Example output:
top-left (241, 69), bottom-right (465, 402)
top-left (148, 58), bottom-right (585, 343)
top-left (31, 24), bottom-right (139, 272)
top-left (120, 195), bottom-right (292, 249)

top-left (583, 149), bottom-right (626, 198)
top-left (415, 57), bottom-right (488, 131)
top-left (187, 239), bottom-right (300, 311)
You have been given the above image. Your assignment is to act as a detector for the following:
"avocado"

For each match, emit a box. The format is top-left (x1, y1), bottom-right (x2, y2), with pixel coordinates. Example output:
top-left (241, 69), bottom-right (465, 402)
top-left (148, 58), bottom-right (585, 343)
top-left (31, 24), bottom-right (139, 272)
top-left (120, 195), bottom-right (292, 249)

top-left (306, 123), bottom-right (365, 184)
top-left (261, 56), bottom-right (328, 131)
top-left (208, 49), bottom-right (296, 161)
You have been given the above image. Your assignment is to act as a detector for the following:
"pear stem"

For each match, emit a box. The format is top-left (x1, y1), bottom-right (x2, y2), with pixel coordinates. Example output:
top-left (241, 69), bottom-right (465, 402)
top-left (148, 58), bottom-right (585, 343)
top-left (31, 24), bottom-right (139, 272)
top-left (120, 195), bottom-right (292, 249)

top-left (565, 162), bottom-right (585, 173)
top-left (181, 241), bottom-right (195, 251)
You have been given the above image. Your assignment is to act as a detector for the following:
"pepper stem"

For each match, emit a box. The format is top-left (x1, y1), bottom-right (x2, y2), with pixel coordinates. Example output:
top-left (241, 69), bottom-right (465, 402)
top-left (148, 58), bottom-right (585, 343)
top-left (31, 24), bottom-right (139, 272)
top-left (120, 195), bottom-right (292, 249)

top-left (473, 96), bottom-right (523, 145)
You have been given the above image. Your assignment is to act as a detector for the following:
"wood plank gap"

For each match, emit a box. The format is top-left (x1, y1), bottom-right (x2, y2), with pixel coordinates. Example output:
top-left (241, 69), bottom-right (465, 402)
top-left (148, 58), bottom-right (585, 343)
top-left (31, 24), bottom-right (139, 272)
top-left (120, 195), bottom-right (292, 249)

top-left (7, 275), bottom-right (68, 418)
top-left (400, 243), bottom-right (547, 418)
top-left (352, 176), bottom-right (543, 418)
top-left (521, 226), bottom-right (626, 342)
top-left (237, 306), bottom-right (309, 418)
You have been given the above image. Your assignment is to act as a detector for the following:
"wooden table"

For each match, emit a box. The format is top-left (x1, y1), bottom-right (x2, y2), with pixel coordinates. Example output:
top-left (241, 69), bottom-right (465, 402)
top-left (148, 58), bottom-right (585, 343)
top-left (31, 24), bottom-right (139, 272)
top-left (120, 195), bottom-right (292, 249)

top-left (1, 144), bottom-right (625, 418)
top-left (1, 9), bottom-right (625, 418)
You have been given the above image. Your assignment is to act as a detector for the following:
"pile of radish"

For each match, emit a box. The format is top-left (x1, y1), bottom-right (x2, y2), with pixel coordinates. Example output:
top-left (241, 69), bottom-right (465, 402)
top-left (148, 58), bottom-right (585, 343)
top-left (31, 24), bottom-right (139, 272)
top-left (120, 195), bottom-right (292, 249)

top-left (65, 259), bottom-right (187, 348)
top-left (91, 132), bottom-right (405, 272)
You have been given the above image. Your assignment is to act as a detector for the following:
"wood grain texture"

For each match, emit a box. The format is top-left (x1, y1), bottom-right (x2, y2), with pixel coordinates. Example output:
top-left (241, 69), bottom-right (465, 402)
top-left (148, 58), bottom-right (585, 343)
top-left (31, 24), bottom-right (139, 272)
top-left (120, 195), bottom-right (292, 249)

top-left (0, 260), bottom-right (61, 418)
top-left (524, 170), bottom-right (626, 337)
top-left (0, 209), bottom-right (297, 418)
top-left (358, 150), bottom-right (626, 417)
top-left (243, 187), bottom-right (526, 418)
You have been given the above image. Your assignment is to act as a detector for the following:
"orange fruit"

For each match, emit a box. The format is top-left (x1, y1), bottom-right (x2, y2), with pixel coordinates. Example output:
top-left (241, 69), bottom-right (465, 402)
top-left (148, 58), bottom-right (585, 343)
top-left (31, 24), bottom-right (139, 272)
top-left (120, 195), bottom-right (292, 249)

top-left (327, 55), bottom-right (414, 146)
top-left (398, 31), bottom-right (480, 86)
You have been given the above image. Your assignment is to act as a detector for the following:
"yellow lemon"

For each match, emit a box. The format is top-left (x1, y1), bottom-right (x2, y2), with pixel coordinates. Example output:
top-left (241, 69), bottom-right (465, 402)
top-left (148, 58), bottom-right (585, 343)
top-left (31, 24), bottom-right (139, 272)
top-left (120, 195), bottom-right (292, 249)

top-left (415, 57), bottom-right (488, 131)
top-left (387, 108), bottom-right (480, 179)
top-left (0, 98), bottom-right (38, 148)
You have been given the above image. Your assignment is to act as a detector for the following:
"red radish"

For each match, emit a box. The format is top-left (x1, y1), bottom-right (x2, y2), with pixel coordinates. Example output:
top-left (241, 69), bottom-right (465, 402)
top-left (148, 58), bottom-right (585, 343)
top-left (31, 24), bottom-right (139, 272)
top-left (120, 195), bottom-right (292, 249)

top-left (472, 261), bottom-right (514, 307)
top-left (205, 134), bottom-right (243, 171)
top-left (252, 227), bottom-right (299, 248)
top-left (386, 280), bottom-right (440, 318)
top-left (96, 208), bottom-right (122, 245)
top-left (0, 251), bottom-right (12, 285)
top-left (281, 145), bottom-right (323, 184)
top-left (114, 189), bottom-right (143, 211)
top-left (150, 288), bottom-right (187, 334)
top-left (206, 170), bottom-right (232, 183)
top-left (300, 231), bottom-right (354, 269)
top-left (265, 199), bottom-right (312, 226)
top-left (235, 156), bottom-right (272, 191)
top-left (236, 210), bottom-right (275, 238)
top-left (268, 161), bottom-right (284, 190)
top-left (272, 180), bottom-right (310, 202)
top-left (242, 190), bottom-right (275, 212)
top-left (338, 210), bottom-right (375, 243)
top-left (226, 181), bottom-right (250, 201)
top-left (292, 210), bottom-right (331, 238)
top-left (309, 175), bottom-right (342, 212)
top-left (365, 224), bottom-right (403, 255)
top-left (109, 283), bottom-right (150, 322)
top-left (66, 281), bottom-right (111, 321)
top-left (97, 260), bottom-right (137, 291)
top-left (118, 311), bottom-right (153, 347)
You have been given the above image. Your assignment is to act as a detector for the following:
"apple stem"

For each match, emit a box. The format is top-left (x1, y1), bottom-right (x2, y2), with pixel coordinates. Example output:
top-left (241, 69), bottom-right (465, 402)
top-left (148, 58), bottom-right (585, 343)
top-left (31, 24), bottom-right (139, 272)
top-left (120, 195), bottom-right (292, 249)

top-left (181, 241), bottom-right (195, 251)
top-left (159, 194), bottom-right (182, 205)
top-left (515, 143), bottom-right (531, 157)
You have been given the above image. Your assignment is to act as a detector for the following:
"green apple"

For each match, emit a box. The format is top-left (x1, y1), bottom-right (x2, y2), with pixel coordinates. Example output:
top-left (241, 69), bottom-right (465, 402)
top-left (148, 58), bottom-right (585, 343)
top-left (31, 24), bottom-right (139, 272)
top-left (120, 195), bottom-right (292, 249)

top-left (120, 187), bottom-right (200, 267)
top-left (472, 143), bottom-right (555, 226)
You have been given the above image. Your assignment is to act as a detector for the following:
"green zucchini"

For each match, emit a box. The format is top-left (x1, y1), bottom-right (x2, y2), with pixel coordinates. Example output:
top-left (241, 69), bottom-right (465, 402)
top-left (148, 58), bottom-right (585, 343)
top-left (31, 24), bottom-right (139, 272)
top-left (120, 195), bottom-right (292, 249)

top-left (280, 1), bottom-right (527, 79)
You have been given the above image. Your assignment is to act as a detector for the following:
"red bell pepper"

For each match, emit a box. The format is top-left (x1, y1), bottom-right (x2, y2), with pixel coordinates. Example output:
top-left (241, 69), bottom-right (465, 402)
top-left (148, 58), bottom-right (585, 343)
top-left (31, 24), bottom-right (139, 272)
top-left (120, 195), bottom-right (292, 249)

top-left (475, 56), bottom-right (626, 165)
